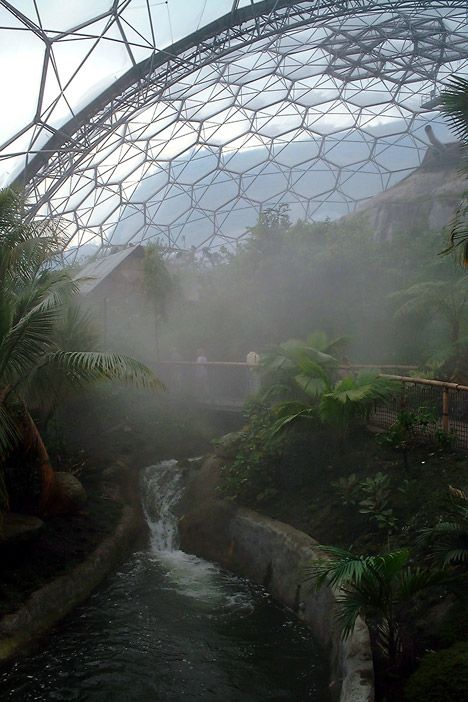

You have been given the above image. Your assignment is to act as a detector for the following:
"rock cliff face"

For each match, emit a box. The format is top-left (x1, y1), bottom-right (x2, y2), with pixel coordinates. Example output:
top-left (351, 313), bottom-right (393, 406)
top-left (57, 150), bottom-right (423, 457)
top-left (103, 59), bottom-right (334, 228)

top-left (347, 142), bottom-right (465, 240)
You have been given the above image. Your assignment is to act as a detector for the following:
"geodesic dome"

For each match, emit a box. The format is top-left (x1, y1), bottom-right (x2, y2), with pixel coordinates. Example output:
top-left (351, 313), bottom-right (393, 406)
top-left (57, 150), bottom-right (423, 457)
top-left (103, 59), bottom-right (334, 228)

top-left (1, 0), bottom-right (468, 258)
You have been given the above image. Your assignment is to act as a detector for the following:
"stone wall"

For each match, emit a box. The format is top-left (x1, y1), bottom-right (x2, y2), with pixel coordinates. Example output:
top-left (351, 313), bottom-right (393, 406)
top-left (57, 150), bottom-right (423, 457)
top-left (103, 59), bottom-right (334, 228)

top-left (178, 458), bottom-right (374, 702)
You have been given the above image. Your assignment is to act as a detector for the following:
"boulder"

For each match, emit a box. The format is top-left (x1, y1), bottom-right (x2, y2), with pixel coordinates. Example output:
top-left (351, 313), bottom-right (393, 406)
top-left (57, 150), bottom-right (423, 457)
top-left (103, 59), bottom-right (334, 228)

top-left (54, 472), bottom-right (87, 513)
top-left (213, 431), bottom-right (241, 459)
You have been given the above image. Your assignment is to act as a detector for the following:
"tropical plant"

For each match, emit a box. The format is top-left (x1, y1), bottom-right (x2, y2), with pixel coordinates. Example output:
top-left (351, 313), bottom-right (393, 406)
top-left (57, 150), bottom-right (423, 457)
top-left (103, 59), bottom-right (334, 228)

top-left (260, 331), bottom-right (347, 403)
top-left (380, 406), bottom-right (438, 468)
top-left (405, 642), bottom-right (468, 702)
top-left (319, 372), bottom-right (395, 439)
top-left (143, 243), bottom-right (176, 360)
top-left (0, 187), bottom-right (162, 515)
top-left (390, 278), bottom-right (468, 345)
top-left (358, 472), bottom-right (397, 533)
top-left (270, 371), bottom-right (395, 440)
top-left (418, 492), bottom-right (468, 567)
top-left (219, 401), bottom-right (281, 504)
top-left (440, 75), bottom-right (468, 264)
top-left (307, 546), bottom-right (446, 666)
top-left (262, 331), bottom-right (348, 374)
top-left (332, 472), bottom-right (361, 507)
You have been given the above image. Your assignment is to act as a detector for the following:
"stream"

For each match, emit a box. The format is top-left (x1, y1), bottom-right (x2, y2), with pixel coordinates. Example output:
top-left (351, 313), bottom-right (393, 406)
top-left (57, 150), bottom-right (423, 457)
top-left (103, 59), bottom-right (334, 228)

top-left (1, 460), bottom-right (330, 701)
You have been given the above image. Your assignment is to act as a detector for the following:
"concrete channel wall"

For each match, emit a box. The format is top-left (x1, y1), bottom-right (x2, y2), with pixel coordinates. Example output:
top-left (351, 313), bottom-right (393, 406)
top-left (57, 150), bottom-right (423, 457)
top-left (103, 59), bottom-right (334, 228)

top-left (0, 504), bottom-right (142, 664)
top-left (178, 461), bottom-right (374, 702)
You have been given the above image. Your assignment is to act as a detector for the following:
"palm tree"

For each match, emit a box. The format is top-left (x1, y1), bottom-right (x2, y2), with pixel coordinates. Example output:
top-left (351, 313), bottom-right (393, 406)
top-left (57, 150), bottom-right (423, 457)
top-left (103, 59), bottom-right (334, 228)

top-left (320, 373), bottom-right (395, 438)
top-left (307, 546), bottom-right (446, 666)
top-left (391, 278), bottom-right (468, 344)
top-left (440, 75), bottom-right (468, 264)
top-left (419, 493), bottom-right (468, 567)
top-left (143, 243), bottom-right (176, 360)
top-left (0, 188), bottom-right (162, 515)
top-left (260, 331), bottom-right (348, 403)
top-left (270, 371), bottom-right (394, 440)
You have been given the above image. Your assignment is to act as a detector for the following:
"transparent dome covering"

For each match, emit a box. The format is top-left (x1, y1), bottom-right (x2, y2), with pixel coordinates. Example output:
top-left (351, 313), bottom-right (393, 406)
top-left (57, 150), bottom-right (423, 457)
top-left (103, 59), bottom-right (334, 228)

top-left (1, 0), bottom-right (467, 256)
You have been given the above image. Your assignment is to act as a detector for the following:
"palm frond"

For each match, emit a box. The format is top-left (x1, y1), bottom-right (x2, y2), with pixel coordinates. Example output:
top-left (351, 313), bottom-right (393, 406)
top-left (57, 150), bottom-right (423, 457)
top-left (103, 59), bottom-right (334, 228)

top-left (441, 75), bottom-right (468, 143)
top-left (0, 302), bottom-right (58, 387)
top-left (397, 565), bottom-right (447, 599)
top-left (269, 405), bottom-right (316, 438)
top-left (0, 401), bottom-right (21, 456)
top-left (335, 587), bottom-right (369, 639)
top-left (42, 351), bottom-right (164, 392)
top-left (294, 372), bottom-right (327, 398)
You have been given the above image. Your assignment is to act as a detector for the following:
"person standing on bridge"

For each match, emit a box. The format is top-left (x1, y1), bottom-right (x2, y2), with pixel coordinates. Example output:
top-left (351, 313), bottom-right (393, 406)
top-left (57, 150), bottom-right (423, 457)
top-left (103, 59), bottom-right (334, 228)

top-left (195, 349), bottom-right (210, 399)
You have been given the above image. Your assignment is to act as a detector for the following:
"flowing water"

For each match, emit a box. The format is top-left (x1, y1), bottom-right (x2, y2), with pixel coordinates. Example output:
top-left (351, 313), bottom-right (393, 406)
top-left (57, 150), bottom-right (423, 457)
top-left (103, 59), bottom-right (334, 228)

top-left (0, 460), bottom-right (330, 701)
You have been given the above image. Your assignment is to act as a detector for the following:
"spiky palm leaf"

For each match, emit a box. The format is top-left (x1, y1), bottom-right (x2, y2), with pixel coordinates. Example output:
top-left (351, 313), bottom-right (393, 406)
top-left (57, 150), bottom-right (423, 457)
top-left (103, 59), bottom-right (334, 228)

top-left (307, 545), bottom-right (446, 656)
top-left (419, 498), bottom-right (468, 566)
top-left (439, 75), bottom-right (468, 263)
top-left (441, 75), bottom-right (468, 143)
top-left (0, 187), bottom-right (162, 467)
top-left (268, 400), bottom-right (317, 437)
top-left (319, 372), bottom-right (395, 430)
top-left (43, 351), bottom-right (163, 391)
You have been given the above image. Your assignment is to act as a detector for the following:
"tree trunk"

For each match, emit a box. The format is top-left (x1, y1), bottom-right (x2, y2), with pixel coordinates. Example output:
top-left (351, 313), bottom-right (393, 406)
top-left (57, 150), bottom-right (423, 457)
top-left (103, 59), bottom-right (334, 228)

top-left (17, 403), bottom-right (57, 515)
top-left (451, 318), bottom-right (460, 343)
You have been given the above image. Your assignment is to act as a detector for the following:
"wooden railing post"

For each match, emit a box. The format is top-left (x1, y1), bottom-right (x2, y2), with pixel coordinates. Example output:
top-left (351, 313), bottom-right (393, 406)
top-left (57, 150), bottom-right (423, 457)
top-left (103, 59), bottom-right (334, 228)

top-left (400, 380), bottom-right (406, 410)
top-left (442, 386), bottom-right (450, 433)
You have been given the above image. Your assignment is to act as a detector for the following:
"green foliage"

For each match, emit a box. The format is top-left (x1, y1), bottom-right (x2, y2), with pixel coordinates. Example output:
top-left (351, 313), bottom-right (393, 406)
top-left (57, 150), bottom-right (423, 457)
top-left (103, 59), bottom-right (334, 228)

top-left (269, 368), bottom-right (395, 440)
top-left (419, 493), bottom-right (468, 567)
top-left (307, 545), bottom-right (446, 663)
top-left (333, 471), bottom-right (397, 532)
top-left (390, 279), bottom-right (468, 359)
top-left (319, 372), bottom-right (395, 438)
top-left (358, 472), bottom-right (398, 532)
top-left (160, 201), bottom-right (458, 365)
top-left (380, 406), bottom-right (439, 466)
top-left (332, 473), bottom-right (361, 507)
top-left (405, 642), bottom-right (468, 702)
top-left (143, 243), bottom-right (177, 358)
top-left (439, 75), bottom-right (468, 265)
top-left (0, 187), bottom-right (162, 511)
top-left (219, 403), bottom-right (281, 504)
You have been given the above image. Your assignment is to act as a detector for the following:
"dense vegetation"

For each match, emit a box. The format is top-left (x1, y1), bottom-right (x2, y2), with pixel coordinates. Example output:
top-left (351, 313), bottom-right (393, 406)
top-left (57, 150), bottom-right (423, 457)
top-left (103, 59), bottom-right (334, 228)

top-left (202, 77), bottom-right (468, 701)
top-left (0, 189), bottom-right (161, 520)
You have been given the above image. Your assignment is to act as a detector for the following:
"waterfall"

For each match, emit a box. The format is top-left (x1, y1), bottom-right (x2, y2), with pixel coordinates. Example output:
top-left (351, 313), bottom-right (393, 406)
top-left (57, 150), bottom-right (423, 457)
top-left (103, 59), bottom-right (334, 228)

top-left (141, 459), bottom-right (252, 606)
top-left (141, 459), bottom-right (183, 552)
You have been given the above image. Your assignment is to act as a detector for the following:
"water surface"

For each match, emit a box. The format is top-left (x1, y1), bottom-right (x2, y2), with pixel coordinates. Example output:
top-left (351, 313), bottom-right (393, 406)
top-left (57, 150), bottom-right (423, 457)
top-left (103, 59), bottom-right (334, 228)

top-left (1, 461), bottom-right (330, 701)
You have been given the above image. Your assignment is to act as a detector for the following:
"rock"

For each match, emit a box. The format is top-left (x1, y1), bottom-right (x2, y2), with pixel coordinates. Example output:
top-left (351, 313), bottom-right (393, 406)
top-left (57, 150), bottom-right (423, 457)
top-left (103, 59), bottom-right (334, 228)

top-left (0, 513), bottom-right (44, 546)
top-left (54, 472), bottom-right (87, 513)
top-left (214, 432), bottom-right (241, 459)
top-left (343, 142), bottom-right (465, 242)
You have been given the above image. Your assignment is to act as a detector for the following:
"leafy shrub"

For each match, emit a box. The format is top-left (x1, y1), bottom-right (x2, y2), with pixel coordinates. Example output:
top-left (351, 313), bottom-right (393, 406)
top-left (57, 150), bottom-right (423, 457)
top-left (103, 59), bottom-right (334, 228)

top-left (219, 403), bottom-right (282, 504)
top-left (358, 472), bottom-right (397, 532)
top-left (405, 642), bottom-right (468, 702)
top-left (380, 406), bottom-right (439, 467)
top-left (332, 473), bottom-right (361, 507)
top-left (333, 471), bottom-right (397, 532)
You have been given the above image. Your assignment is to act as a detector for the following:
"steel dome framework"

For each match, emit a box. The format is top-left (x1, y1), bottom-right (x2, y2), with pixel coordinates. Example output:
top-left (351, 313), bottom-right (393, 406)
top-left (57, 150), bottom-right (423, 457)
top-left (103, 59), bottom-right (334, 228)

top-left (1, 0), bottom-right (468, 256)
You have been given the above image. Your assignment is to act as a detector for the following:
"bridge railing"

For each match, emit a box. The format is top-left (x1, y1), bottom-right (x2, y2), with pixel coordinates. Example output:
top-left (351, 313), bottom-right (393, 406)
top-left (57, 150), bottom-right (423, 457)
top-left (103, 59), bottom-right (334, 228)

top-left (371, 375), bottom-right (468, 449)
top-left (155, 361), bottom-right (261, 409)
top-left (155, 361), bottom-right (468, 448)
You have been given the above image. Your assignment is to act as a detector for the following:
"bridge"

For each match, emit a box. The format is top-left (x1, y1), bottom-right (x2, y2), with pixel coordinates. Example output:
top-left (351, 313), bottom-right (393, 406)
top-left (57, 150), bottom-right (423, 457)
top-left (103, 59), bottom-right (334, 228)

top-left (154, 361), bottom-right (468, 449)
